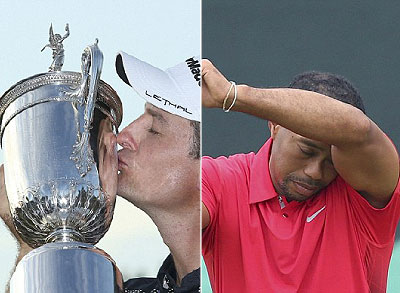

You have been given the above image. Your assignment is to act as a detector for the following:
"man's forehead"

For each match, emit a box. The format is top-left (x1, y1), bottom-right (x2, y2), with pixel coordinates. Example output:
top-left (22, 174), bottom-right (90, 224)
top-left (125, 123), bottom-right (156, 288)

top-left (283, 128), bottom-right (329, 150)
top-left (144, 102), bottom-right (191, 125)
top-left (297, 136), bottom-right (330, 151)
top-left (145, 103), bottom-right (168, 124)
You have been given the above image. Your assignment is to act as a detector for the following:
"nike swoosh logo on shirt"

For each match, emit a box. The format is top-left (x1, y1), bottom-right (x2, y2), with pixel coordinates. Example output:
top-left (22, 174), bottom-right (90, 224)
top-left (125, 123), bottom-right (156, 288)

top-left (306, 205), bottom-right (326, 223)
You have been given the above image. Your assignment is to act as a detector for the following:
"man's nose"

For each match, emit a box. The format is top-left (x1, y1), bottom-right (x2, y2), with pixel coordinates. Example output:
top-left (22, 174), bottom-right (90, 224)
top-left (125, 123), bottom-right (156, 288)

top-left (303, 160), bottom-right (323, 181)
top-left (116, 128), bottom-right (138, 151)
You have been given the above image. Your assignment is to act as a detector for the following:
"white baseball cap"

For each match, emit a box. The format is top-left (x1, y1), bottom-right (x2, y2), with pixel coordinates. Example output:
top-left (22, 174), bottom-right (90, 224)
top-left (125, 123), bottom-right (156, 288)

top-left (115, 51), bottom-right (201, 122)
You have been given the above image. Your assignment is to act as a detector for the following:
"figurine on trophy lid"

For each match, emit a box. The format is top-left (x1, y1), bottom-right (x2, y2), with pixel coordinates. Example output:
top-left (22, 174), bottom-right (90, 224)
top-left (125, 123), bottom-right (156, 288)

top-left (1, 24), bottom-right (124, 293)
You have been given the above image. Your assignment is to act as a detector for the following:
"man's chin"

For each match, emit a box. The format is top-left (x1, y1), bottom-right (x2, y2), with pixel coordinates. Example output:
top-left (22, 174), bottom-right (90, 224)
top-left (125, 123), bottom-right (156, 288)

top-left (284, 189), bottom-right (320, 202)
top-left (287, 195), bottom-right (309, 202)
top-left (116, 181), bottom-right (131, 201)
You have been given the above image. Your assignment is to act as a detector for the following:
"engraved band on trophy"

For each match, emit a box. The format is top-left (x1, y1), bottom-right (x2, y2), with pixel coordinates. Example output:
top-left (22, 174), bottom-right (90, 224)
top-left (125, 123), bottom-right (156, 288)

top-left (1, 24), bottom-right (124, 292)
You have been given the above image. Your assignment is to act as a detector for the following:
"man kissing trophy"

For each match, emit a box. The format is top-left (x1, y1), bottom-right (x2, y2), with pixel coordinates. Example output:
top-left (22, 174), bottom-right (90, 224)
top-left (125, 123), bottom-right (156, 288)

top-left (0, 24), bottom-right (123, 292)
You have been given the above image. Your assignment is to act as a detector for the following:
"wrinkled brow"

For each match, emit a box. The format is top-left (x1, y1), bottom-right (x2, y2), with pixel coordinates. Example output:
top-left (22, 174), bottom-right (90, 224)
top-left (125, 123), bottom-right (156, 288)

top-left (298, 138), bottom-right (325, 151)
top-left (145, 105), bottom-right (168, 125)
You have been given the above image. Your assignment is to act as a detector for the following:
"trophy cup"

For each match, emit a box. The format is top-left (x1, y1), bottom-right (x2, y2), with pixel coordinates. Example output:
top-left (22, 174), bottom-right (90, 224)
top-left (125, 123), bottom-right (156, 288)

top-left (1, 24), bottom-right (124, 292)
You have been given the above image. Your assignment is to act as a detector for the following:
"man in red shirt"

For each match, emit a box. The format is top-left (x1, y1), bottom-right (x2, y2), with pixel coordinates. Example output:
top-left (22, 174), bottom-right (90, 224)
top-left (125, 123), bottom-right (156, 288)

top-left (202, 60), bottom-right (400, 292)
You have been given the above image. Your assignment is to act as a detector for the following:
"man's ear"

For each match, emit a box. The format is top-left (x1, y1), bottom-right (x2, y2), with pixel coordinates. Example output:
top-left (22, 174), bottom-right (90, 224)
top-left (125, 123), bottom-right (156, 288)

top-left (268, 121), bottom-right (280, 139)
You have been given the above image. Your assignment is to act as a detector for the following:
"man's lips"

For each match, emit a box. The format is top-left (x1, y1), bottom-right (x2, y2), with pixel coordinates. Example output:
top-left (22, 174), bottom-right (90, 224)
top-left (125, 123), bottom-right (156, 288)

top-left (292, 180), bottom-right (319, 197)
top-left (117, 155), bottom-right (128, 170)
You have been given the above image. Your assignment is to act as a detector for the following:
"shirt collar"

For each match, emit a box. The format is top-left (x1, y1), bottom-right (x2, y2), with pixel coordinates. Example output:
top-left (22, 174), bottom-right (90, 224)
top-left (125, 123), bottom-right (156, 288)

top-left (249, 138), bottom-right (278, 204)
top-left (157, 254), bottom-right (200, 292)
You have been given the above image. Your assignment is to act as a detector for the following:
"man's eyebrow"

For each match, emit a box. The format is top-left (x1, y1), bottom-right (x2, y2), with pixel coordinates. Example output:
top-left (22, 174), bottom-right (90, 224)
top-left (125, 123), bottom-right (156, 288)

top-left (299, 138), bottom-right (324, 151)
top-left (146, 107), bottom-right (168, 124)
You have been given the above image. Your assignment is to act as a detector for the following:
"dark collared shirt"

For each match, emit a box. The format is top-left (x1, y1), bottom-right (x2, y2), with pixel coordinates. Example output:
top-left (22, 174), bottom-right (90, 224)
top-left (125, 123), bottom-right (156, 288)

top-left (124, 254), bottom-right (200, 293)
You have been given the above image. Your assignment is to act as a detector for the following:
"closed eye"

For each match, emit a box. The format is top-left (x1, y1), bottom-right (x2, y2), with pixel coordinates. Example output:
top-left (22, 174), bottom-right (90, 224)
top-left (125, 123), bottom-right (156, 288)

top-left (299, 146), bottom-right (314, 156)
top-left (148, 128), bottom-right (160, 135)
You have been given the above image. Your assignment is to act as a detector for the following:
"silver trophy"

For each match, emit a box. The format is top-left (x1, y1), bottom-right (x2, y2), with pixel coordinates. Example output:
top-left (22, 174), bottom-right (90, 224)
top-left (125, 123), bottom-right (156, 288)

top-left (1, 25), bottom-right (123, 292)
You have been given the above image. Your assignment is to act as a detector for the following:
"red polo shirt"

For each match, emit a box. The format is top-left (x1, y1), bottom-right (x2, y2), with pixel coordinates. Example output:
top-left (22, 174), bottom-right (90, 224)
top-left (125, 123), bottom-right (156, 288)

top-left (202, 139), bottom-right (400, 293)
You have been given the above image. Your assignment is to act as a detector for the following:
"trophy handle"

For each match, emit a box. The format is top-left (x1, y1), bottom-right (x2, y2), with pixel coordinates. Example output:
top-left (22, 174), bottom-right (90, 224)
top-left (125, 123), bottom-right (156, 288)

top-left (70, 39), bottom-right (104, 177)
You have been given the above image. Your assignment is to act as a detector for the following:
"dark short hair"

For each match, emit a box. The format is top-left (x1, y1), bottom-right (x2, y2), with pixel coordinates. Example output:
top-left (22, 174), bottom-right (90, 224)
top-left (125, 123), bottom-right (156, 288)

top-left (289, 71), bottom-right (366, 114)
top-left (189, 120), bottom-right (200, 159)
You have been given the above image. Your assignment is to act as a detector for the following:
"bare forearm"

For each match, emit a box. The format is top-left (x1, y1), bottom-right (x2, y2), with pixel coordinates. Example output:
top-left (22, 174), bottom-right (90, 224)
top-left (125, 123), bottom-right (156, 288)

top-left (201, 60), bottom-right (398, 205)
top-left (231, 85), bottom-right (371, 147)
top-left (6, 245), bottom-right (32, 292)
top-left (16, 244), bottom-right (32, 263)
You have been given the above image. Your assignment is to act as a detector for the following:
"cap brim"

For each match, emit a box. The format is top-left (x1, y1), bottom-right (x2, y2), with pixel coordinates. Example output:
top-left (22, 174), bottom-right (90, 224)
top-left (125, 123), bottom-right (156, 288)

top-left (115, 51), bottom-right (200, 122)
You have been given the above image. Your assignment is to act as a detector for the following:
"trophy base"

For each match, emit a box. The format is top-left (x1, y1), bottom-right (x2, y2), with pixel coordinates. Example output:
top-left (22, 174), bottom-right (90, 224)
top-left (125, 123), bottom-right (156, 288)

top-left (10, 242), bottom-right (123, 293)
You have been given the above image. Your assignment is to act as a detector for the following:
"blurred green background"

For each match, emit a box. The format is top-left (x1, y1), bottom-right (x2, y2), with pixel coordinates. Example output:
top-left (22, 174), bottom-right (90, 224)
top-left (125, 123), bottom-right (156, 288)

top-left (202, 1), bottom-right (400, 292)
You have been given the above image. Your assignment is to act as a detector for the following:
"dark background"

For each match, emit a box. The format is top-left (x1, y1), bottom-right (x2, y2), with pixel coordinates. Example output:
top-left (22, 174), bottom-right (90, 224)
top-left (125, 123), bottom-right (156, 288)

top-left (202, 1), bottom-right (400, 239)
top-left (203, 1), bottom-right (400, 156)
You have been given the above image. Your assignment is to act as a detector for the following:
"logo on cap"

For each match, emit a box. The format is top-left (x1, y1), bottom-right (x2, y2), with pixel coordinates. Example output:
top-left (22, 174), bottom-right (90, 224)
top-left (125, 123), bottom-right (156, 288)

top-left (145, 90), bottom-right (193, 115)
top-left (185, 57), bottom-right (201, 86)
